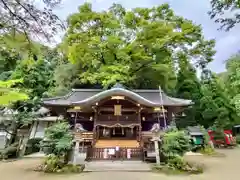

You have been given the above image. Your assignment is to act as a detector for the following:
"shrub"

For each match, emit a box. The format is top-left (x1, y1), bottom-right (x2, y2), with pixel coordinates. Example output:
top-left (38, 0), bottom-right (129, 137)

top-left (162, 129), bottom-right (191, 159)
top-left (167, 155), bottom-right (203, 174)
top-left (25, 138), bottom-right (42, 155)
top-left (236, 135), bottom-right (240, 144)
top-left (199, 145), bottom-right (215, 155)
top-left (152, 155), bottom-right (204, 174)
top-left (0, 150), bottom-right (3, 160)
top-left (43, 154), bottom-right (64, 173)
top-left (34, 154), bottom-right (85, 173)
top-left (40, 122), bottom-right (73, 159)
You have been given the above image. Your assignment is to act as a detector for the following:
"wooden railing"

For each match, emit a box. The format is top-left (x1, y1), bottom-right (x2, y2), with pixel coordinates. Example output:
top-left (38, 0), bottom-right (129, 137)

top-left (74, 131), bottom-right (93, 141)
top-left (86, 147), bottom-right (143, 161)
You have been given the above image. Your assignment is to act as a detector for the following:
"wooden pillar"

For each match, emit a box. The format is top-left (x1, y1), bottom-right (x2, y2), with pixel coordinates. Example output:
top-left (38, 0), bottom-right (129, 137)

top-left (92, 107), bottom-right (98, 146)
top-left (138, 108), bottom-right (142, 144)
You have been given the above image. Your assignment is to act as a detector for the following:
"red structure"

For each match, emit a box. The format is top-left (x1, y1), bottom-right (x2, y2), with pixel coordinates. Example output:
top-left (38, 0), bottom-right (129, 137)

top-left (208, 130), bottom-right (235, 147)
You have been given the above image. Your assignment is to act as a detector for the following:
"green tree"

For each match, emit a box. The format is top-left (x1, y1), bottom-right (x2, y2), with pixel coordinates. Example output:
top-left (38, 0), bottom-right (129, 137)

top-left (199, 75), bottom-right (237, 128)
top-left (209, 0), bottom-right (240, 31)
top-left (175, 57), bottom-right (202, 128)
top-left (48, 62), bottom-right (81, 96)
top-left (66, 3), bottom-right (215, 89)
top-left (224, 54), bottom-right (240, 117)
top-left (10, 58), bottom-right (55, 100)
top-left (41, 122), bottom-right (73, 163)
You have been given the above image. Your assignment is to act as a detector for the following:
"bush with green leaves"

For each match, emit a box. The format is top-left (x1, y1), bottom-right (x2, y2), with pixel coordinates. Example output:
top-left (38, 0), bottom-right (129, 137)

top-left (162, 129), bottom-right (191, 159)
top-left (34, 154), bottom-right (84, 173)
top-left (152, 155), bottom-right (204, 174)
top-left (25, 137), bottom-right (42, 155)
top-left (236, 135), bottom-right (240, 144)
top-left (40, 121), bottom-right (73, 165)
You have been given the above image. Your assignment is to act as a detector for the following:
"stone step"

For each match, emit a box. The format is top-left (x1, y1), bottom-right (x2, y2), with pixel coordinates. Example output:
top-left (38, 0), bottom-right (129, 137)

top-left (84, 161), bottom-right (151, 172)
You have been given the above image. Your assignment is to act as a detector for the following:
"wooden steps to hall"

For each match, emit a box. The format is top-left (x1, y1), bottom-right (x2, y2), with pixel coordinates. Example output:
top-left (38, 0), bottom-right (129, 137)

top-left (95, 140), bottom-right (139, 148)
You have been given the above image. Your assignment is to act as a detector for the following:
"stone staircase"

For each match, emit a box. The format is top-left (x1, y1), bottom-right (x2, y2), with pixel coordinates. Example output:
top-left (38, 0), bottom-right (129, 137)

top-left (95, 140), bottom-right (139, 148)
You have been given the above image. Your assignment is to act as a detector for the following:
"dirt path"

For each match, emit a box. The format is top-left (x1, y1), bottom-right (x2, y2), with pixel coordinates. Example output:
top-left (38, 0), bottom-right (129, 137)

top-left (0, 149), bottom-right (239, 180)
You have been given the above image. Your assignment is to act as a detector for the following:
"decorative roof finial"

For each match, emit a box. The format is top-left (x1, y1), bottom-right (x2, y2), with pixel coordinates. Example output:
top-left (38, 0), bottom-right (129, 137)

top-left (111, 83), bottom-right (125, 89)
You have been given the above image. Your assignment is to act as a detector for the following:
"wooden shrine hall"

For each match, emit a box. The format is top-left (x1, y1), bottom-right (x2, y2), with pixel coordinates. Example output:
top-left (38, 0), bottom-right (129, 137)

top-left (42, 84), bottom-right (192, 161)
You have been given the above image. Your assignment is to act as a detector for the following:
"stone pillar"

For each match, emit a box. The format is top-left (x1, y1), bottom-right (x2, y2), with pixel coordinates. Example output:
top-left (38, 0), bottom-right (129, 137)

top-left (29, 121), bottom-right (37, 139)
top-left (152, 137), bottom-right (160, 165)
top-left (19, 135), bottom-right (29, 157)
top-left (73, 141), bottom-right (80, 165)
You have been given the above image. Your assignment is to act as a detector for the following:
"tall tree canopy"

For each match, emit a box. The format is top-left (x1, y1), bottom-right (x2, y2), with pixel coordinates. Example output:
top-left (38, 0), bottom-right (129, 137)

top-left (65, 3), bottom-right (215, 89)
top-left (223, 53), bottom-right (240, 117)
top-left (209, 0), bottom-right (240, 31)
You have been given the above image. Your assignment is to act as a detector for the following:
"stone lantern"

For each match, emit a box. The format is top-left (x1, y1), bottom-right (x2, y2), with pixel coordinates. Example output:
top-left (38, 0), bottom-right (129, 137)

top-left (150, 123), bottom-right (161, 164)
top-left (73, 123), bottom-right (86, 165)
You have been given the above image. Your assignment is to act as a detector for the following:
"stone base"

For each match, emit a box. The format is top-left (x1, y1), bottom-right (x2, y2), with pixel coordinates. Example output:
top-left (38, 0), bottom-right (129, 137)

top-left (84, 161), bottom-right (151, 172)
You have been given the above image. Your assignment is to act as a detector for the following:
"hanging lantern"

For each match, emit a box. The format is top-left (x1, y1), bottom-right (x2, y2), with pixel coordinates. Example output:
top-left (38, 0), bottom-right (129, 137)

top-left (142, 117), bottom-right (145, 121)
top-left (122, 127), bottom-right (124, 135)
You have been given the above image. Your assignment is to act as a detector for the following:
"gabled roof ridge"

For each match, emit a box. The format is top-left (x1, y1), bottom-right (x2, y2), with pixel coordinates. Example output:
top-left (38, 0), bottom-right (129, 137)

top-left (72, 89), bottom-right (103, 92)
top-left (71, 88), bottom-right (162, 93)
top-left (42, 91), bottom-right (74, 101)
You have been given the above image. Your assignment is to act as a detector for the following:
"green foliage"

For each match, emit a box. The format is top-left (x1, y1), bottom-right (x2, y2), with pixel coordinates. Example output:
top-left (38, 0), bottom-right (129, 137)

top-left (11, 59), bottom-right (55, 99)
top-left (0, 79), bottom-right (28, 106)
top-left (209, 0), bottom-right (240, 31)
top-left (35, 154), bottom-right (84, 173)
top-left (48, 63), bottom-right (80, 96)
top-left (224, 54), bottom-right (240, 118)
top-left (40, 122), bottom-right (73, 157)
top-left (152, 155), bottom-right (204, 174)
top-left (24, 138), bottom-right (42, 155)
top-left (199, 126), bottom-right (210, 146)
top-left (175, 60), bottom-right (202, 128)
top-left (199, 146), bottom-right (216, 155)
top-left (42, 154), bottom-right (64, 173)
top-left (66, 2), bottom-right (215, 89)
top-left (236, 135), bottom-right (240, 144)
top-left (162, 130), bottom-right (191, 158)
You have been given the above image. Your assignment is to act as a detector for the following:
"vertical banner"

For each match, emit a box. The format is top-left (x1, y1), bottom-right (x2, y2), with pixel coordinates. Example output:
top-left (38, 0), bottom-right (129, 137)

top-left (127, 149), bottom-right (131, 159)
top-left (103, 149), bottom-right (108, 159)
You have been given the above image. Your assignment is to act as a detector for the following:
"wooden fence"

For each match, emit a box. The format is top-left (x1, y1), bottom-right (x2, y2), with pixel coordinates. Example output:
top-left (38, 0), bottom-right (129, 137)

top-left (86, 147), bottom-right (144, 161)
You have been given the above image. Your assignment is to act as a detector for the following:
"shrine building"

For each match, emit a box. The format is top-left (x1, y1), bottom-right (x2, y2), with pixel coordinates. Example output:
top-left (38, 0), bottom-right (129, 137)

top-left (42, 83), bottom-right (192, 161)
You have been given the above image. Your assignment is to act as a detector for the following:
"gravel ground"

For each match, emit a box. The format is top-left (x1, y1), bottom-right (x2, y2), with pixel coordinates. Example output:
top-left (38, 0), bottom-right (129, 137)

top-left (0, 149), bottom-right (239, 180)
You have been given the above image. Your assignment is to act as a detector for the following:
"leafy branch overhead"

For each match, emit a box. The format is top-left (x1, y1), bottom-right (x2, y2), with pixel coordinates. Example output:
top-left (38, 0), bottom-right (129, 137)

top-left (209, 0), bottom-right (240, 31)
top-left (66, 3), bottom-right (215, 89)
top-left (0, 0), bottom-right (64, 41)
top-left (0, 79), bottom-right (28, 106)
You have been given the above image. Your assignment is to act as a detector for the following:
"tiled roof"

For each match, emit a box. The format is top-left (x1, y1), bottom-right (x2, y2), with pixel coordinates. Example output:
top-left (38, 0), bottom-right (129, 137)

top-left (42, 86), bottom-right (193, 107)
